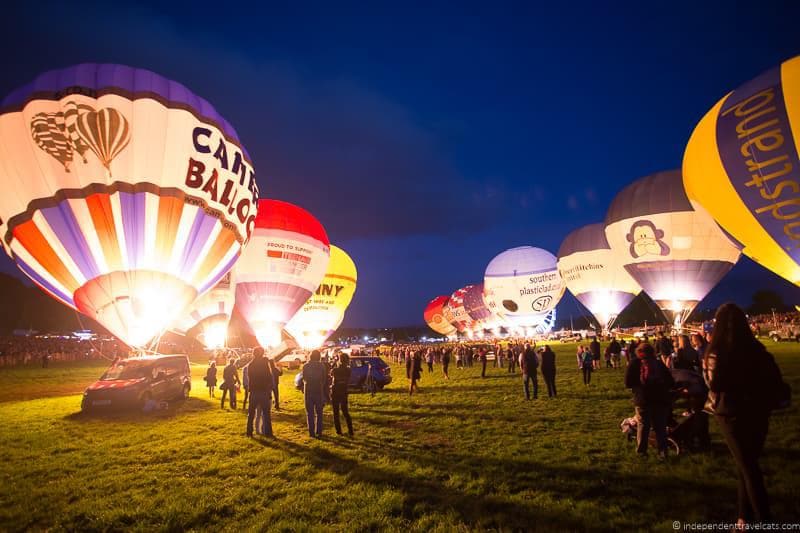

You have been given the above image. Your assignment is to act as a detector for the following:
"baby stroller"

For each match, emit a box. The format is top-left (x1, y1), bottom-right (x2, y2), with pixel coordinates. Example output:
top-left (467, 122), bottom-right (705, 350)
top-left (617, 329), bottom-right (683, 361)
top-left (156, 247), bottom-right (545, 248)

top-left (620, 368), bottom-right (710, 455)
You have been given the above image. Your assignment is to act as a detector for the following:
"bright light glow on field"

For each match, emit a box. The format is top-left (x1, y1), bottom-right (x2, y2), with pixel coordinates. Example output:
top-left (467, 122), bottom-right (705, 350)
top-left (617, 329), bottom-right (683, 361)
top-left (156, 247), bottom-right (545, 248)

top-left (122, 287), bottom-right (187, 347)
top-left (255, 324), bottom-right (282, 348)
top-left (201, 323), bottom-right (227, 349)
top-left (298, 332), bottom-right (326, 350)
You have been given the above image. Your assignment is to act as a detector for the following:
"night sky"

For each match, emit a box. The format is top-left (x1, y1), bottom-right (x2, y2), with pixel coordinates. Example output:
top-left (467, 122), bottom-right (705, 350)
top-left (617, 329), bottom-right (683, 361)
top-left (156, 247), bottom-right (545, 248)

top-left (2, 1), bottom-right (800, 327)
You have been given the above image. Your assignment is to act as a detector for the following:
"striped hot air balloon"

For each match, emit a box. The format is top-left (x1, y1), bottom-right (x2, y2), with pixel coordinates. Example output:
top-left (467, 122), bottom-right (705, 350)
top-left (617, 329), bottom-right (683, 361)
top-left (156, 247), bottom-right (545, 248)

top-left (75, 106), bottom-right (131, 172)
top-left (0, 64), bottom-right (260, 347)
top-left (234, 199), bottom-right (330, 348)
top-left (604, 170), bottom-right (740, 328)
top-left (30, 112), bottom-right (73, 171)
top-left (423, 295), bottom-right (457, 337)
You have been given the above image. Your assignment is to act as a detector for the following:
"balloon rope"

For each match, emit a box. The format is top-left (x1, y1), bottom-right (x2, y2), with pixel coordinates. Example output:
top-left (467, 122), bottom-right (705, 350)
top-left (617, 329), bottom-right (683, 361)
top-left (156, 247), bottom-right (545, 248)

top-left (73, 310), bottom-right (117, 362)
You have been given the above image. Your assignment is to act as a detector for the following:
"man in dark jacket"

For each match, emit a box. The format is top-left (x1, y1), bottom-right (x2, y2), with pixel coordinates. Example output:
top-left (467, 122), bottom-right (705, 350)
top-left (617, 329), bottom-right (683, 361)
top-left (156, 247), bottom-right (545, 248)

top-left (521, 344), bottom-right (538, 400)
top-left (607, 337), bottom-right (622, 368)
top-left (220, 358), bottom-right (240, 409)
top-left (303, 350), bottom-right (327, 438)
top-left (539, 345), bottom-right (557, 398)
top-left (589, 337), bottom-right (601, 370)
top-left (625, 342), bottom-right (675, 459)
top-left (246, 347), bottom-right (273, 437)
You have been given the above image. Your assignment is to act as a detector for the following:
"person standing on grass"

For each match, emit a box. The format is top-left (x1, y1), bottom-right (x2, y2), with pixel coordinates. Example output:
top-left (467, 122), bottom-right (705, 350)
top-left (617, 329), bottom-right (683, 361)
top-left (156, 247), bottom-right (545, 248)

top-left (241, 363), bottom-right (250, 410)
top-left (220, 358), bottom-right (240, 409)
top-left (580, 346), bottom-right (593, 385)
top-left (442, 348), bottom-right (451, 379)
top-left (330, 352), bottom-right (354, 436)
top-left (408, 350), bottom-right (422, 395)
top-left (426, 349), bottom-right (434, 373)
top-left (705, 303), bottom-right (787, 527)
top-left (268, 357), bottom-right (282, 410)
top-left (626, 339), bottom-right (637, 366)
top-left (589, 337), bottom-right (601, 370)
top-left (302, 350), bottom-right (327, 438)
top-left (540, 345), bottom-right (557, 398)
top-left (205, 361), bottom-right (217, 398)
top-left (508, 344), bottom-right (517, 374)
top-left (607, 336), bottom-right (622, 369)
top-left (480, 347), bottom-right (488, 378)
top-left (674, 334), bottom-right (700, 372)
top-left (246, 347), bottom-right (273, 438)
top-left (521, 343), bottom-right (538, 400)
top-left (625, 342), bottom-right (674, 460)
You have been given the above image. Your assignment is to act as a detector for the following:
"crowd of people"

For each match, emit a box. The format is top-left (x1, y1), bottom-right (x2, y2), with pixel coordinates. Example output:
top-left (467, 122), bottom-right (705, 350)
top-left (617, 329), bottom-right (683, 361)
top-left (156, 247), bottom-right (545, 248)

top-left (207, 348), bottom-right (355, 439)
top-left (0, 336), bottom-right (127, 367)
top-left (375, 304), bottom-right (790, 528)
top-left (1, 304), bottom-right (792, 528)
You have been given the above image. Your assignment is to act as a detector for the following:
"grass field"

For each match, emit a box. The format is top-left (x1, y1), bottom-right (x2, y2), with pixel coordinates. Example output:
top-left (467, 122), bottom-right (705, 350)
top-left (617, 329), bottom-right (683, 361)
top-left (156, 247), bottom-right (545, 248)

top-left (0, 342), bottom-right (798, 532)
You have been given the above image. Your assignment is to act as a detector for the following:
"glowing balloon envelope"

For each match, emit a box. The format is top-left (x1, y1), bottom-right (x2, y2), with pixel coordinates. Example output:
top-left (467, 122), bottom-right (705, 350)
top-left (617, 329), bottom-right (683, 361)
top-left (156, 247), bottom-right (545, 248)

top-left (683, 56), bottom-right (800, 286)
top-left (423, 295), bottom-right (457, 337)
top-left (463, 282), bottom-right (500, 331)
top-left (234, 199), bottom-right (330, 347)
top-left (443, 286), bottom-right (478, 335)
top-left (557, 223), bottom-right (641, 330)
top-left (604, 170), bottom-right (741, 326)
top-left (483, 246), bottom-right (565, 327)
top-left (0, 64), bottom-right (259, 347)
top-left (285, 245), bottom-right (357, 349)
top-left (172, 272), bottom-right (234, 349)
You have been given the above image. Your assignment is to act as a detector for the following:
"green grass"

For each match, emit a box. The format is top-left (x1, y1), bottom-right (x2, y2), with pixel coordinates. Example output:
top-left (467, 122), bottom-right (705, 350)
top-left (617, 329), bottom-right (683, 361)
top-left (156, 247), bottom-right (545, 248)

top-left (0, 342), bottom-right (798, 532)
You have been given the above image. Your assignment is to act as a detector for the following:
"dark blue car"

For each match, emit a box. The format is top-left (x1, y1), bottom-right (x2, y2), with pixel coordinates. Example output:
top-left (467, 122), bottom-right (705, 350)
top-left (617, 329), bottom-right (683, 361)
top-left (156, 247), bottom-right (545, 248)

top-left (294, 355), bottom-right (392, 392)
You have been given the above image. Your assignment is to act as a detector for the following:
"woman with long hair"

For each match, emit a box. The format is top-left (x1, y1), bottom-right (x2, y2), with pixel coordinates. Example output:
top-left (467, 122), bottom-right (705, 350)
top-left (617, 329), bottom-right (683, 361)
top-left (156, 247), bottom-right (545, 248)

top-left (705, 303), bottom-right (785, 526)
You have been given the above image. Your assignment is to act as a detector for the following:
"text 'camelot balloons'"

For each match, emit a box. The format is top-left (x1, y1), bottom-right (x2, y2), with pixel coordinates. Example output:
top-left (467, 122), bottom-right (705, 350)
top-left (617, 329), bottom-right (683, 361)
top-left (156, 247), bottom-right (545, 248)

top-left (0, 64), bottom-right (259, 347)
top-left (684, 55), bottom-right (800, 287)
top-left (604, 170), bottom-right (740, 327)
top-left (234, 199), bottom-right (330, 348)
top-left (558, 223), bottom-right (641, 331)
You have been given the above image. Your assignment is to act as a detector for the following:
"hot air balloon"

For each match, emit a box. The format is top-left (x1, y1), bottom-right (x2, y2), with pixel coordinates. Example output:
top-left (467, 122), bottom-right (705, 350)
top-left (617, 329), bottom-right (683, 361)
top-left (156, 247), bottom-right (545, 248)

top-left (683, 56), bottom-right (800, 287)
top-left (463, 282), bottom-right (501, 333)
top-left (483, 246), bottom-right (565, 328)
top-left (234, 199), bottom-right (330, 348)
top-left (443, 286), bottom-right (479, 336)
top-left (285, 245), bottom-right (357, 349)
top-left (0, 64), bottom-right (259, 347)
top-left (423, 295), bottom-right (458, 337)
top-left (557, 223), bottom-right (642, 331)
top-left (172, 272), bottom-right (235, 349)
top-left (604, 170), bottom-right (741, 328)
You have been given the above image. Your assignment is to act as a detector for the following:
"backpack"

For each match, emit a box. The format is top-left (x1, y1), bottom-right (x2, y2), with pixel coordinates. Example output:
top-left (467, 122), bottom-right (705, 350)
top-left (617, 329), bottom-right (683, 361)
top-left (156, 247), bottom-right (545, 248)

top-left (640, 357), bottom-right (667, 389)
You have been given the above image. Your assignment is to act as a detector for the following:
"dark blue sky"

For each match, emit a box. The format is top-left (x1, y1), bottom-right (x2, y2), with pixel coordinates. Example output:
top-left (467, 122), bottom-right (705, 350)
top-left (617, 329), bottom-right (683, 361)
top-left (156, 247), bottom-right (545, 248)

top-left (2, 1), bottom-right (800, 327)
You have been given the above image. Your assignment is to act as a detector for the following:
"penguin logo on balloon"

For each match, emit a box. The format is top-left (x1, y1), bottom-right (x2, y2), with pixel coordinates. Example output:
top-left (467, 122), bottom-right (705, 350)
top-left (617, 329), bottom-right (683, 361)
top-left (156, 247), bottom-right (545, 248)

top-left (627, 220), bottom-right (670, 258)
top-left (30, 101), bottom-right (130, 175)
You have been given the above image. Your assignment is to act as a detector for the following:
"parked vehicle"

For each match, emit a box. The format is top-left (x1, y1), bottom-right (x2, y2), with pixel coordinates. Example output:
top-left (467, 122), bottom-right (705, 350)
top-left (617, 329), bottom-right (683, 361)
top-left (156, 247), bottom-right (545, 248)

top-left (81, 354), bottom-right (191, 411)
top-left (769, 324), bottom-right (800, 342)
top-left (294, 355), bottom-right (392, 392)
